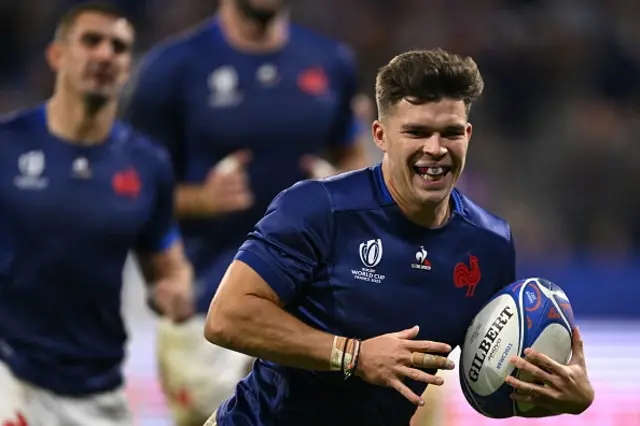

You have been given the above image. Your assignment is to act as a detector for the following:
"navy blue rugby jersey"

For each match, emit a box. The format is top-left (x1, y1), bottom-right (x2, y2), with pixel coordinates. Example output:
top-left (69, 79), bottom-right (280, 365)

top-left (123, 17), bottom-right (360, 312)
top-left (216, 164), bottom-right (516, 426)
top-left (0, 105), bottom-right (179, 395)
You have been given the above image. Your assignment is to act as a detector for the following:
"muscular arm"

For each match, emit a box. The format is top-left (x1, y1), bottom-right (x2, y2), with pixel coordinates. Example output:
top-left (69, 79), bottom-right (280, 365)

top-left (205, 260), bottom-right (334, 371)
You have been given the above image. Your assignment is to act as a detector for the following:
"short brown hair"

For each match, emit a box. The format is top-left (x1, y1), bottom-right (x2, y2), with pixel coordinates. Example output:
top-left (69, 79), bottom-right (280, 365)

top-left (375, 48), bottom-right (484, 117)
top-left (54, 1), bottom-right (131, 40)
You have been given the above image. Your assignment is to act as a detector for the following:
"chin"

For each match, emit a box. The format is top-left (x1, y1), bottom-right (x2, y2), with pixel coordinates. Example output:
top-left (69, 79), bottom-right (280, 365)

top-left (411, 174), bottom-right (453, 204)
top-left (83, 91), bottom-right (111, 101)
top-left (415, 190), bottom-right (451, 207)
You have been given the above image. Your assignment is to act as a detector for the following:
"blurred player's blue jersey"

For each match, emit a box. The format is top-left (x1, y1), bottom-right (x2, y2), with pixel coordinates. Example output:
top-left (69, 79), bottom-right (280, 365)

top-left (0, 106), bottom-right (179, 395)
top-left (217, 165), bottom-right (516, 426)
top-left (124, 17), bottom-right (359, 313)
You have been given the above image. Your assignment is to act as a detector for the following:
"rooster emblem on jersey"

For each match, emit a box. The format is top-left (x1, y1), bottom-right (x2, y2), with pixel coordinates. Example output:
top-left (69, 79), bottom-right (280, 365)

top-left (453, 255), bottom-right (481, 297)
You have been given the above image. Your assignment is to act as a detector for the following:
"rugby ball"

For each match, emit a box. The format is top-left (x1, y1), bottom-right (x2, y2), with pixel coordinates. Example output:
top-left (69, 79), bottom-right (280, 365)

top-left (459, 277), bottom-right (576, 418)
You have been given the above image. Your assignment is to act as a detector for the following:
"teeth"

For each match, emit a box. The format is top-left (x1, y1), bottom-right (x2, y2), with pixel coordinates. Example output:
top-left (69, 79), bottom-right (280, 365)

top-left (426, 167), bottom-right (443, 176)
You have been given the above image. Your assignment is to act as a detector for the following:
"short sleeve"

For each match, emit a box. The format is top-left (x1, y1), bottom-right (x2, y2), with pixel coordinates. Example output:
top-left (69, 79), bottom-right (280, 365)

top-left (121, 44), bottom-right (187, 179)
top-left (327, 44), bottom-right (360, 148)
top-left (135, 147), bottom-right (181, 253)
top-left (234, 180), bottom-right (334, 305)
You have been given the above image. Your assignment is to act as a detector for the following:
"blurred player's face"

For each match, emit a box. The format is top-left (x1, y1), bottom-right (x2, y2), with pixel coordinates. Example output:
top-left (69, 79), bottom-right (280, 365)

top-left (235, 0), bottom-right (288, 24)
top-left (373, 98), bottom-right (472, 208)
top-left (48, 12), bottom-right (134, 102)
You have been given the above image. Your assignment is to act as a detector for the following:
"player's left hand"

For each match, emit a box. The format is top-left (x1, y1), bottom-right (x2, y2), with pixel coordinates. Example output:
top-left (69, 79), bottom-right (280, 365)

top-left (506, 327), bottom-right (594, 415)
top-left (153, 278), bottom-right (195, 323)
top-left (300, 154), bottom-right (337, 179)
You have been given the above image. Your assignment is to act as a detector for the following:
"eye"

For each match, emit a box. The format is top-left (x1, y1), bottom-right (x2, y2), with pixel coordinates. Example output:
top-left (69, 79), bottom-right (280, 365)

top-left (403, 129), bottom-right (431, 138)
top-left (81, 33), bottom-right (102, 47)
top-left (441, 131), bottom-right (464, 139)
top-left (112, 39), bottom-right (129, 54)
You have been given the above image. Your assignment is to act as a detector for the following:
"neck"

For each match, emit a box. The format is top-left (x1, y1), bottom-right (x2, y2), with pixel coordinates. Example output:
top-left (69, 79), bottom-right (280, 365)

top-left (382, 160), bottom-right (452, 228)
top-left (218, 1), bottom-right (288, 52)
top-left (46, 89), bottom-right (116, 145)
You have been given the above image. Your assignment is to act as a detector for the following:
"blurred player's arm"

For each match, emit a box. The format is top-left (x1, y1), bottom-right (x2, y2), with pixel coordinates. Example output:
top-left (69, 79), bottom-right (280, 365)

top-left (301, 47), bottom-right (371, 179)
top-left (326, 92), bottom-right (374, 173)
top-left (327, 46), bottom-right (370, 172)
top-left (122, 47), bottom-right (252, 219)
top-left (136, 240), bottom-right (194, 322)
top-left (326, 121), bottom-right (370, 172)
top-left (134, 146), bottom-right (194, 322)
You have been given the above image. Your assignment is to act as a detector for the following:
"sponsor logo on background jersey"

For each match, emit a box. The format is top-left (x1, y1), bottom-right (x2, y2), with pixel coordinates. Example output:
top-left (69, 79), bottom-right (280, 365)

top-left (14, 150), bottom-right (48, 190)
top-left (208, 66), bottom-right (243, 108)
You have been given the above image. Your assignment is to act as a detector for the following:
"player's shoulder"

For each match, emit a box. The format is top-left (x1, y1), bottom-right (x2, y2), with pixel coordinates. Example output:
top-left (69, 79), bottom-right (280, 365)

top-left (138, 19), bottom-right (216, 71)
top-left (319, 167), bottom-right (382, 212)
top-left (453, 189), bottom-right (513, 245)
top-left (0, 105), bottom-right (42, 134)
top-left (274, 167), bottom-right (379, 215)
top-left (112, 121), bottom-right (172, 167)
top-left (289, 24), bottom-right (355, 67)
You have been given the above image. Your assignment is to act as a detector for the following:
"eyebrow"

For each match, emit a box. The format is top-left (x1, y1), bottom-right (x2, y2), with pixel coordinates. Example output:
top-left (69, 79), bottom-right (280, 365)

top-left (400, 123), bottom-right (466, 133)
top-left (81, 30), bottom-right (132, 47)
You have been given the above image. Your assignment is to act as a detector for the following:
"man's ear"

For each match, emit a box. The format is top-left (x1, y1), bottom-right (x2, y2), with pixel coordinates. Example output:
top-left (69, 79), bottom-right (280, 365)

top-left (372, 120), bottom-right (387, 153)
top-left (45, 41), bottom-right (63, 72)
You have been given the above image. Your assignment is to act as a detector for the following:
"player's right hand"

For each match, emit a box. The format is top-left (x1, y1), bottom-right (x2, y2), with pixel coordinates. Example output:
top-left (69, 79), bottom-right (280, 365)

top-left (356, 325), bottom-right (454, 406)
top-left (201, 150), bottom-right (254, 215)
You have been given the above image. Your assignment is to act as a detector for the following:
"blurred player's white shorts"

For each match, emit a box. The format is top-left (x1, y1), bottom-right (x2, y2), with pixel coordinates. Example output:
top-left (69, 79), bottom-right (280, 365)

top-left (0, 360), bottom-right (132, 426)
top-left (157, 315), bottom-right (253, 425)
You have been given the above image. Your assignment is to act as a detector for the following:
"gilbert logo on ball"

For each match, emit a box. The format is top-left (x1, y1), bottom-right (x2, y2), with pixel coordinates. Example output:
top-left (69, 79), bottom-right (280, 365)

top-left (459, 278), bottom-right (575, 418)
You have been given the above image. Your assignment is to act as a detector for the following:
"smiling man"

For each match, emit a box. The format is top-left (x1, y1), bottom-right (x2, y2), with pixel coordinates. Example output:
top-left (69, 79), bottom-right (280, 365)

top-left (0, 2), bottom-right (193, 425)
top-left (202, 48), bottom-right (593, 426)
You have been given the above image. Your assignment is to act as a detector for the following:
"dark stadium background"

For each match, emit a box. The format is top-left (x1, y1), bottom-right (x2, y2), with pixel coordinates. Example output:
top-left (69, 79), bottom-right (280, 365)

top-left (1, 1), bottom-right (638, 424)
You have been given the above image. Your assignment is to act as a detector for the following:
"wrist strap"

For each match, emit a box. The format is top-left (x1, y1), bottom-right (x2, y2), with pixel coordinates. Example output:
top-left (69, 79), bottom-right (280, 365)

top-left (330, 336), bottom-right (353, 371)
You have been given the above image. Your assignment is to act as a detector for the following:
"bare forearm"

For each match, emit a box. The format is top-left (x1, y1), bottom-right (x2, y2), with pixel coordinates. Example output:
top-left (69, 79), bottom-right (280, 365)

top-left (135, 246), bottom-right (192, 284)
top-left (205, 295), bottom-right (335, 371)
top-left (158, 257), bottom-right (193, 285)
top-left (175, 185), bottom-right (213, 218)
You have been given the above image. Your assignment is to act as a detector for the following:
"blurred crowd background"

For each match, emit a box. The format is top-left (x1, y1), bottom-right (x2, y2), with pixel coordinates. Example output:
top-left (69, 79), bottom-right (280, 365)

top-left (1, 0), bottom-right (639, 259)
top-left (1, 0), bottom-right (638, 425)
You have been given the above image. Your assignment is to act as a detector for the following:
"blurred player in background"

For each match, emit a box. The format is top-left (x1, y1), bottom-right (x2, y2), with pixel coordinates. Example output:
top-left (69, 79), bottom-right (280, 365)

top-left (203, 49), bottom-right (594, 425)
top-left (0, 3), bottom-right (193, 425)
top-left (123, 0), bottom-right (369, 424)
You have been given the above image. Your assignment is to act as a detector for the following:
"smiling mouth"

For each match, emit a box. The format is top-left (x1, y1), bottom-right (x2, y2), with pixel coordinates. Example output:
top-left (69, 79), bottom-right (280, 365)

top-left (413, 166), bottom-right (451, 182)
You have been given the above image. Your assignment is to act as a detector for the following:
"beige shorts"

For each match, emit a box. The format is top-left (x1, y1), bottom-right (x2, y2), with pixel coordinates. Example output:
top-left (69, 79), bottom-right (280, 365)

top-left (157, 316), bottom-right (253, 425)
top-left (0, 361), bottom-right (132, 426)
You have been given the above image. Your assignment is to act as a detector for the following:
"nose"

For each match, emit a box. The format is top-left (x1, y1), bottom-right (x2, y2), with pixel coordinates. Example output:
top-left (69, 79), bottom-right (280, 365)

top-left (422, 134), bottom-right (447, 158)
top-left (92, 40), bottom-right (114, 61)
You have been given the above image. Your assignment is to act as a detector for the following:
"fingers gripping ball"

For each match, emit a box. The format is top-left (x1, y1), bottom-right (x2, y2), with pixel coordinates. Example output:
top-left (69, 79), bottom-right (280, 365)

top-left (459, 278), bottom-right (576, 418)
